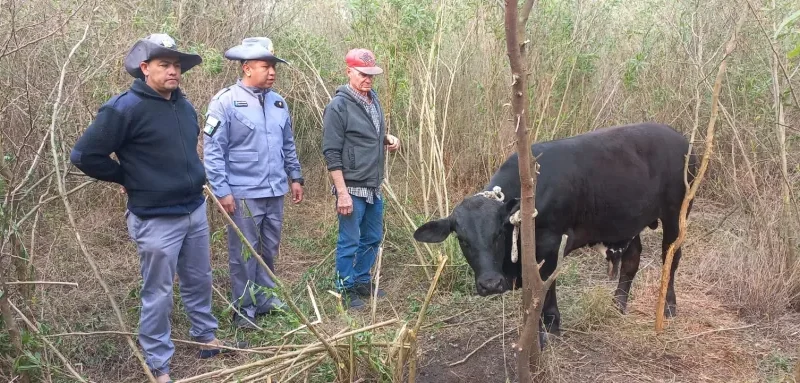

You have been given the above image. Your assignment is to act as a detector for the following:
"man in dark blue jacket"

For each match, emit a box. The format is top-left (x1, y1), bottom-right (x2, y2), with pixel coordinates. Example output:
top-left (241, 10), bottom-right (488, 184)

top-left (70, 33), bottom-right (242, 383)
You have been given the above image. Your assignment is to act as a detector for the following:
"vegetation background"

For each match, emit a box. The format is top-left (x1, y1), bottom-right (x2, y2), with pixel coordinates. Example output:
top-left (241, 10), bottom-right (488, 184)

top-left (1, 0), bottom-right (799, 381)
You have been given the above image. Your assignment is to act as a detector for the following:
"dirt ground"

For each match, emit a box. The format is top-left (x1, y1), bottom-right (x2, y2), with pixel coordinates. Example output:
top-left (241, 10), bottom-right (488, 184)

top-left (409, 206), bottom-right (800, 383)
top-left (36, 190), bottom-right (800, 382)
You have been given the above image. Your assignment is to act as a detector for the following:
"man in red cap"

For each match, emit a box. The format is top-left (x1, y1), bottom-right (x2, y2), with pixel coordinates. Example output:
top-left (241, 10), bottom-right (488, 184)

top-left (322, 48), bottom-right (400, 310)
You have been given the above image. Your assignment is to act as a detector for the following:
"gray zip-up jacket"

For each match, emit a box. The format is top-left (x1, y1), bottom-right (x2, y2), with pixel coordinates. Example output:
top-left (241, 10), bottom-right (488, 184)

top-left (322, 86), bottom-right (386, 189)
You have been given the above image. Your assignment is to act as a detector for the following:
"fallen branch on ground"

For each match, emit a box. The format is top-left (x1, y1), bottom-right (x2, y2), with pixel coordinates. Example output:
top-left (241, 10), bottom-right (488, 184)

top-left (204, 185), bottom-right (346, 378)
top-left (664, 323), bottom-right (756, 343)
top-left (45, 11), bottom-right (155, 382)
top-left (448, 326), bottom-right (521, 367)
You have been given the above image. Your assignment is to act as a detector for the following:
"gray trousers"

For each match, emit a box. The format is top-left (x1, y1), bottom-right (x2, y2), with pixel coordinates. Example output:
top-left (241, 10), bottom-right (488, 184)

top-left (228, 196), bottom-right (285, 319)
top-left (125, 201), bottom-right (218, 376)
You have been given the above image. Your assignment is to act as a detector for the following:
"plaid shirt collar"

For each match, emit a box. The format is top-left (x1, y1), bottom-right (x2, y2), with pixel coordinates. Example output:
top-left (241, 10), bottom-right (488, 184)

top-left (345, 84), bottom-right (373, 105)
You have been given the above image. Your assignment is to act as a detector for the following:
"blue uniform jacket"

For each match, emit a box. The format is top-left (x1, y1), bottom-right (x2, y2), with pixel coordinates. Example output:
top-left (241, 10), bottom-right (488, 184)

top-left (203, 80), bottom-right (303, 199)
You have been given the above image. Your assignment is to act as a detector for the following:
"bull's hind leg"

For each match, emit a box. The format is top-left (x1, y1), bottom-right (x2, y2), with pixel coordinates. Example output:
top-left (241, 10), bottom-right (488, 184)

top-left (660, 213), bottom-right (682, 318)
top-left (614, 235), bottom-right (642, 314)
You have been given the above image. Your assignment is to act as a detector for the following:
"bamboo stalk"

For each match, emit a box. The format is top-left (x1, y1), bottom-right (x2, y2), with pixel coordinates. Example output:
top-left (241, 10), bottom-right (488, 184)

top-left (655, 6), bottom-right (747, 333)
top-left (407, 253), bottom-right (449, 383)
top-left (203, 185), bottom-right (346, 377)
top-left (9, 301), bottom-right (86, 382)
top-left (45, 12), bottom-right (155, 382)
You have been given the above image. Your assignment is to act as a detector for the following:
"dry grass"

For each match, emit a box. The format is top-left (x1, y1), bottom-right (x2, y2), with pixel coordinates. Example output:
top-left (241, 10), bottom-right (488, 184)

top-left (2, 0), bottom-right (800, 381)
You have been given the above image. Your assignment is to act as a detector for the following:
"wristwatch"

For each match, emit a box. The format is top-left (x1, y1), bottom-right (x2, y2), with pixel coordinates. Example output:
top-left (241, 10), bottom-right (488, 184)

top-left (292, 178), bottom-right (304, 186)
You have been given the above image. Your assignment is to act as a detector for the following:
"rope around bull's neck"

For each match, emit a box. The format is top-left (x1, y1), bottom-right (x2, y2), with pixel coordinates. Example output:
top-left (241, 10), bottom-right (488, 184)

top-left (474, 186), bottom-right (537, 263)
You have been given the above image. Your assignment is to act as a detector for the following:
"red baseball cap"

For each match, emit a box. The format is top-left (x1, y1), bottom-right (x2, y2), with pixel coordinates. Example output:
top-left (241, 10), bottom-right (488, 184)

top-left (345, 48), bottom-right (383, 75)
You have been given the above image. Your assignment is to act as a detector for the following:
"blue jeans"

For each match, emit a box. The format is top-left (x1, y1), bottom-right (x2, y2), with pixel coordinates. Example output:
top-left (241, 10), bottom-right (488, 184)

top-left (335, 194), bottom-right (384, 291)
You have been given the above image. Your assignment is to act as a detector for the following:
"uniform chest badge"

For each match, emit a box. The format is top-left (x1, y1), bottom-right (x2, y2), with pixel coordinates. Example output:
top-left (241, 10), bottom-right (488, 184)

top-left (274, 100), bottom-right (284, 108)
top-left (233, 100), bottom-right (248, 107)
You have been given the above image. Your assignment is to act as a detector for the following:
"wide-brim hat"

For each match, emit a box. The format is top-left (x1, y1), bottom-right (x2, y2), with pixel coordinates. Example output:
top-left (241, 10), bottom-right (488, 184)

top-left (224, 37), bottom-right (288, 64)
top-left (123, 33), bottom-right (203, 79)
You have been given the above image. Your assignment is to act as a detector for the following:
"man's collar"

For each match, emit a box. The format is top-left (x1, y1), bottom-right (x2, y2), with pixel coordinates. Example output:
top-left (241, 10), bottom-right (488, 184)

top-left (236, 78), bottom-right (272, 98)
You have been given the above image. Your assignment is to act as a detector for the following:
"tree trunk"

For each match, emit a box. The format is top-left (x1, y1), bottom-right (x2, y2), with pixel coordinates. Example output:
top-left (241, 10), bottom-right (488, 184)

top-left (503, 0), bottom-right (551, 380)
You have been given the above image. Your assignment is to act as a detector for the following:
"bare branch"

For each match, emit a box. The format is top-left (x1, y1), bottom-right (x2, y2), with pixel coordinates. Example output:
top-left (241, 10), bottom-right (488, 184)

top-left (43, 8), bottom-right (157, 382)
top-left (655, 4), bottom-right (747, 333)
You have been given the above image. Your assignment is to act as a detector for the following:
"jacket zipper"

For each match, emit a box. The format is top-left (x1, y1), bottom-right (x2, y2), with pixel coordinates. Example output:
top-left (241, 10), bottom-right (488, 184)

top-left (173, 102), bottom-right (194, 193)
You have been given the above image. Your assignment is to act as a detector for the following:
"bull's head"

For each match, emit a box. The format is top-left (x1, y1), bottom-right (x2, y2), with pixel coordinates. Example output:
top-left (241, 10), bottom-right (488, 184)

top-left (413, 192), bottom-right (521, 296)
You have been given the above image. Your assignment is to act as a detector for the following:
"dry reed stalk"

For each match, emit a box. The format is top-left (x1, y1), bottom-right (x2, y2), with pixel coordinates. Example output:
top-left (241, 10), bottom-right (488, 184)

top-left (0, 280), bottom-right (29, 383)
top-left (406, 252), bottom-right (449, 383)
top-left (655, 7), bottom-right (747, 333)
top-left (176, 346), bottom-right (330, 383)
top-left (203, 185), bottom-right (347, 378)
top-left (382, 180), bottom-right (433, 278)
top-left (389, 321), bottom-right (409, 382)
top-left (47, 331), bottom-right (273, 354)
top-left (448, 326), bottom-right (521, 367)
top-left (370, 245), bottom-right (384, 323)
top-left (9, 300), bottom-right (85, 382)
top-left (212, 285), bottom-right (263, 331)
top-left (178, 320), bottom-right (398, 382)
top-left (5, 281), bottom-right (78, 287)
top-left (45, 12), bottom-right (155, 382)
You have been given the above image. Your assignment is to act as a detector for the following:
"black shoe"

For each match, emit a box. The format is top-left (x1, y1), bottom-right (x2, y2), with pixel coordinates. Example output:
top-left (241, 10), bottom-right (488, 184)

top-left (354, 281), bottom-right (386, 298)
top-left (341, 288), bottom-right (367, 310)
top-left (233, 314), bottom-right (259, 330)
top-left (198, 339), bottom-right (249, 359)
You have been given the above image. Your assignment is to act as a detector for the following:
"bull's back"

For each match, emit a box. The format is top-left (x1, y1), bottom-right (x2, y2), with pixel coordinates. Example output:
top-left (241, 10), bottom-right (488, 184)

top-left (531, 123), bottom-right (690, 241)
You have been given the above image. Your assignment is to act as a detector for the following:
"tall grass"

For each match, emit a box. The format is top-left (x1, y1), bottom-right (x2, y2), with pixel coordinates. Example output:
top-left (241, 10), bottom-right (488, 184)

top-left (0, 0), bottom-right (799, 380)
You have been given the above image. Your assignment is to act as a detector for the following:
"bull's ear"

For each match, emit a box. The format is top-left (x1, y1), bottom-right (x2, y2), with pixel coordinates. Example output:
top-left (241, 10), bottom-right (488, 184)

top-left (413, 218), bottom-right (453, 243)
top-left (503, 198), bottom-right (521, 224)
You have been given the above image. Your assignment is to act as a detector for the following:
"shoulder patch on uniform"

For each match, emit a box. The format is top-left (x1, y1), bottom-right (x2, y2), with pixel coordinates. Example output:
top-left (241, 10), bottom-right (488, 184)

top-left (203, 114), bottom-right (221, 137)
top-left (274, 100), bottom-right (284, 108)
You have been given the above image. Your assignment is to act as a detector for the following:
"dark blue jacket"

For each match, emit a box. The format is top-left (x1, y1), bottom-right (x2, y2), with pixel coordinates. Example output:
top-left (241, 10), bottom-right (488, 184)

top-left (70, 78), bottom-right (206, 218)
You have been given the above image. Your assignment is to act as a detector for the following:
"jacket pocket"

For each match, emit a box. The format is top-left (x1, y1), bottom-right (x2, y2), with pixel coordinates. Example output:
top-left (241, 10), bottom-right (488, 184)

top-left (347, 147), bottom-right (356, 169)
top-left (230, 110), bottom-right (257, 144)
top-left (346, 145), bottom-right (375, 183)
top-left (228, 150), bottom-right (259, 186)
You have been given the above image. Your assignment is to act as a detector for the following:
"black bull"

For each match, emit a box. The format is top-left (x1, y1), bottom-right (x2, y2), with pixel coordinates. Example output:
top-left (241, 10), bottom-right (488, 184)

top-left (413, 123), bottom-right (698, 345)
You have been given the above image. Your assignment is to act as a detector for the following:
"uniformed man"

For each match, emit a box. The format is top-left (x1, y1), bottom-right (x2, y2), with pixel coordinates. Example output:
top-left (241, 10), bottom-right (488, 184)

top-left (203, 37), bottom-right (304, 329)
top-left (70, 33), bottom-right (244, 383)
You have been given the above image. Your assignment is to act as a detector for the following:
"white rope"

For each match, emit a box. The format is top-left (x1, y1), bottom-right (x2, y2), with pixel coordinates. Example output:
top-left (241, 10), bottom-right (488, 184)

top-left (474, 186), bottom-right (537, 263)
top-left (475, 185), bottom-right (505, 202)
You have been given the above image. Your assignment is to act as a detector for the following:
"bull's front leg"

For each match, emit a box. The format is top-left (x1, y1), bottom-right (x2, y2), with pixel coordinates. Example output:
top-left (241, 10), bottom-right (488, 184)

top-left (535, 231), bottom-right (563, 348)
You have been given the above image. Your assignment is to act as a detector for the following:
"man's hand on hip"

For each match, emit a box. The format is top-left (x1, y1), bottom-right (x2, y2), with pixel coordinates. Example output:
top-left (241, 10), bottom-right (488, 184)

top-left (220, 194), bottom-right (235, 214)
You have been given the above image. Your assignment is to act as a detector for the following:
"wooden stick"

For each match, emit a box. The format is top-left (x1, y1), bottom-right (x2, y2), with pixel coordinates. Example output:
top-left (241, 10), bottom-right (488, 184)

top-left (46, 331), bottom-right (271, 354)
top-left (448, 327), bottom-right (521, 367)
top-left (407, 253), bottom-right (449, 383)
top-left (6, 281), bottom-right (78, 287)
top-left (665, 323), bottom-right (756, 343)
top-left (9, 301), bottom-right (86, 382)
top-left (203, 186), bottom-right (346, 375)
top-left (45, 11), bottom-right (155, 382)
top-left (212, 285), bottom-right (263, 331)
top-left (654, 7), bottom-right (747, 333)
top-left (177, 320), bottom-right (398, 382)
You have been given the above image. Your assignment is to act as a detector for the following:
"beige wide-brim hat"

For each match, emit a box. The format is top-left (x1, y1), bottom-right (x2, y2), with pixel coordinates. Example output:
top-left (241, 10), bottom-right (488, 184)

top-left (123, 33), bottom-right (203, 79)
top-left (224, 37), bottom-right (288, 64)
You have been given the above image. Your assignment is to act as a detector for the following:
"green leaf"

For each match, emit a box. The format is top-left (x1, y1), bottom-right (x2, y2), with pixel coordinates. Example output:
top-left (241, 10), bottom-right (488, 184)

top-left (774, 9), bottom-right (800, 39)
top-left (788, 44), bottom-right (800, 59)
